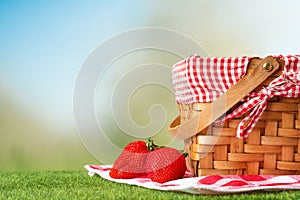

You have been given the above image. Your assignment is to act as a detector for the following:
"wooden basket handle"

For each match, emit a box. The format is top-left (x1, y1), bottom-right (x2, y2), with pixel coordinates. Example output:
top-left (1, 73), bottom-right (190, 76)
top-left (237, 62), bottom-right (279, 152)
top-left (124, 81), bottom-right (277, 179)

top-left (168, 56), bottom-right (280, 140)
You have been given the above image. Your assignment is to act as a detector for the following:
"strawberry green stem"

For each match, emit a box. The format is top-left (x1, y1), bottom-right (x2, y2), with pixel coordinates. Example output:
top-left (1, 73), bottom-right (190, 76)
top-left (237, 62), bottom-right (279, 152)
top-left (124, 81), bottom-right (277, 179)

top-left (146, 138), bottom-right (160, 151)
top-left (183, 152), bottom-right (188, 157)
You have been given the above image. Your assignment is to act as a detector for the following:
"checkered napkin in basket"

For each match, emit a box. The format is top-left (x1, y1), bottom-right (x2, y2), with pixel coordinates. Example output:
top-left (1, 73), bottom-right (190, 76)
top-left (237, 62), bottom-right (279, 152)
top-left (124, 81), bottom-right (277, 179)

top-left (85, 165), bottom-right (300, 194)
top-left (172, 54), bottom-right (300, 138)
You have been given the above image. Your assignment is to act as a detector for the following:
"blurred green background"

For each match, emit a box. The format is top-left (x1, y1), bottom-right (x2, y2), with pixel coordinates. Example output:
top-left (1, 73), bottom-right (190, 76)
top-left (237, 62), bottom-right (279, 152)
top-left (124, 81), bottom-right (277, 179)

top-left (1, 0), bottom-right (299, 171)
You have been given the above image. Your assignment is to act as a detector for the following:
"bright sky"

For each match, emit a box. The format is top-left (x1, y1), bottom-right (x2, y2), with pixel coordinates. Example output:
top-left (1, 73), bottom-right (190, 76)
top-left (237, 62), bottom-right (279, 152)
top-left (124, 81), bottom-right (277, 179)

top-left (0, 1), bottom-right (152, 129)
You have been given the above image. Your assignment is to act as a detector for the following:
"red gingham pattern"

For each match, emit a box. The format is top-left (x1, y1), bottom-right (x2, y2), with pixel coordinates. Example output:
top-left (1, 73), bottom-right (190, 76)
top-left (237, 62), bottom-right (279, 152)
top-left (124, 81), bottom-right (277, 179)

top-left (85, 165), bottom-right (300, 194)
top-left (223, 55), bottom-right (300, 138)
top-left (172, 55), bottom-right (300, 138)
top-left (172, 54), bottom-right (251, 103)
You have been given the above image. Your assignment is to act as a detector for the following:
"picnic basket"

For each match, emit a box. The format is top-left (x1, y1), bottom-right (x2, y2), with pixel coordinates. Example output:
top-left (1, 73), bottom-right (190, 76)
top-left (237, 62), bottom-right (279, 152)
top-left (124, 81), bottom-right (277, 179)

top-left (169, 55), bottom-right (300, 176)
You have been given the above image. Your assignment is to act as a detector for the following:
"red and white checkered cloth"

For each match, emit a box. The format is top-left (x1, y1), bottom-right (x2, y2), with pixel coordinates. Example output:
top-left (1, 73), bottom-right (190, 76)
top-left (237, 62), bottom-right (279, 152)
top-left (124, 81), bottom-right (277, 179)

top-left (85, 165), bottom-right (300, 194)
top-left (172, 54), bottom-right (300, 138)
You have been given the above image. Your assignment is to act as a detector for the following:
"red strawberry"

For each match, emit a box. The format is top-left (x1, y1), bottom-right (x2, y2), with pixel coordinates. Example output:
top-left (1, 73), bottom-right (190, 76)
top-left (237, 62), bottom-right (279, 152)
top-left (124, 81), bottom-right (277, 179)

top-left (109, 141), bottom-right (149, 179)
top-left (146, 147), bottom-right (187, 183)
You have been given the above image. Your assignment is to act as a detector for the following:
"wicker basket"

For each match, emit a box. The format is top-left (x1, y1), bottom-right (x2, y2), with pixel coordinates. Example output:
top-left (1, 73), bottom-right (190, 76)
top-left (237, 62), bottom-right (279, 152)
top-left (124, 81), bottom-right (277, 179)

top-left (169, 56), bottom-right (300, 176)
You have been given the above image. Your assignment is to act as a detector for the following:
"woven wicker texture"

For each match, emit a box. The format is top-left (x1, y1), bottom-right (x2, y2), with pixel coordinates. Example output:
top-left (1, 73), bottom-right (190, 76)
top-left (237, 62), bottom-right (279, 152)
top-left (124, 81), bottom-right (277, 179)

top-left (177, 58), bottom-right (300, 176)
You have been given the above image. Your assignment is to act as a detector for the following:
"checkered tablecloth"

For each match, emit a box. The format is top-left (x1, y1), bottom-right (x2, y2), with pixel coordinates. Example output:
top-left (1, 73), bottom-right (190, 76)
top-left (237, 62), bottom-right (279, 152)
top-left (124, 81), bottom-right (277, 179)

top-left (85, 165), bottom-right (300, 194)
top-left (172, 55), bottom-right (300, 138)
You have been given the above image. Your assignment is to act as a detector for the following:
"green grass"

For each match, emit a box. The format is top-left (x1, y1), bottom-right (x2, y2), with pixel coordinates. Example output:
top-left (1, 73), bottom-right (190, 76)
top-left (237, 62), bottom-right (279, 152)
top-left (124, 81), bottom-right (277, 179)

top-left (1, 171), bottom-right (300, 200)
